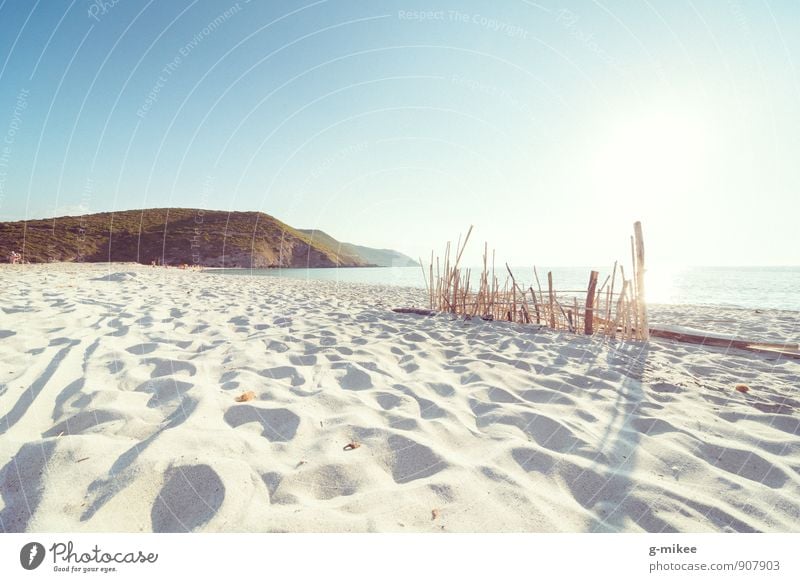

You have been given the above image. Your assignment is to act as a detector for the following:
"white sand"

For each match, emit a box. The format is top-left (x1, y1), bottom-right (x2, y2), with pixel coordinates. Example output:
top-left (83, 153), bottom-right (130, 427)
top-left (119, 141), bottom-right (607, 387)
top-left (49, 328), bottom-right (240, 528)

top-left (1, 264), bottom-right (798, 532)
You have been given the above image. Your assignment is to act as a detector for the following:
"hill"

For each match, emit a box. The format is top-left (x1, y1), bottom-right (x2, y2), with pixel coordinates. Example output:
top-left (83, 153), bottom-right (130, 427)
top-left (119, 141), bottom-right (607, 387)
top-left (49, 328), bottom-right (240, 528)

top-left (341, 242), bottom-right (419, 268)
top-left (299, 229), bottom-right (419, 267)
top-left (0, 209), bottom-right (376, 268)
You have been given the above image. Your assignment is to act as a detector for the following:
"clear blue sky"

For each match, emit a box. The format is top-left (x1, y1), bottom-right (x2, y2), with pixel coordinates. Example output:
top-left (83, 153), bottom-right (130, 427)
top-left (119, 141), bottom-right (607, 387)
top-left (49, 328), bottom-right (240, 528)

top-left (0, 0), bottom-right (798, 267)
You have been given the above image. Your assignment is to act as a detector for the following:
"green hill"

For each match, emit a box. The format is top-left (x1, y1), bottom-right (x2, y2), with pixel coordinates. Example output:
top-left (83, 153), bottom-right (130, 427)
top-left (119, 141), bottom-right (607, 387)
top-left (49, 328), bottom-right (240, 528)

top-left (299, 229), bottom-right (419, 267)
top-left (0, 209), bottom-right (372, 268)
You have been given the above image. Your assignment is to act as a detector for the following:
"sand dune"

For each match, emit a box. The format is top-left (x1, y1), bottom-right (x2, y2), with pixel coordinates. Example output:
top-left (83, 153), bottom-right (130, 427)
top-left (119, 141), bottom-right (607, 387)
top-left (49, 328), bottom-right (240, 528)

top-left (1, 264), bottom-right (798, 532)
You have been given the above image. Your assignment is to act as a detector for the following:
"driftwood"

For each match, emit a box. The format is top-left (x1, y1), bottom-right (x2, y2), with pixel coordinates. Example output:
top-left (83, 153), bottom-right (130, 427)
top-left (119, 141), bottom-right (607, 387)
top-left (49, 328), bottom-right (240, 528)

top-left (649, 326), bottom-right (800, 359)
top-left (392, 308), bottom-right (504, 322)
top-left (392, 308), bottom-right (436, 316)
top-left (390, 309), bottom-right (798, 360)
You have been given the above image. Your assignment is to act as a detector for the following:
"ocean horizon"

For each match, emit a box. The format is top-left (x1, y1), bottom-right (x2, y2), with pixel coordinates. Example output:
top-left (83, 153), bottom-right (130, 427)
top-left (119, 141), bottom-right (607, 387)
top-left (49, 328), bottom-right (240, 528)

top-left (210, 265), bottom-right (800, 312)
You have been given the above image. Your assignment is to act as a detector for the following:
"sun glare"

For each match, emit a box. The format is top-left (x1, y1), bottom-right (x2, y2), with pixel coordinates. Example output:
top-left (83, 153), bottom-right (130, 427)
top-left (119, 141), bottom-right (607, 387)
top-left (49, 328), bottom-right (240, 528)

top-left (592, 108), bottom-right (710, 202)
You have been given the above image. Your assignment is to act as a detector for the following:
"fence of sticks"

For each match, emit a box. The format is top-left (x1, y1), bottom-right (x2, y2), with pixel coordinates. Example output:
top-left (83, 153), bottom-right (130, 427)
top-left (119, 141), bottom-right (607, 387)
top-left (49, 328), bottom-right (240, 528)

top-left (418, 221), bottom-right (650, 341)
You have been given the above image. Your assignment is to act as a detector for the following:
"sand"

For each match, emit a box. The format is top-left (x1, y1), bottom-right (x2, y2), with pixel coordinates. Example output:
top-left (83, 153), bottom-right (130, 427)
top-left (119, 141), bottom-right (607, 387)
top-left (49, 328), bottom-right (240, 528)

top-left (1, 263), bottom-right (798, 532)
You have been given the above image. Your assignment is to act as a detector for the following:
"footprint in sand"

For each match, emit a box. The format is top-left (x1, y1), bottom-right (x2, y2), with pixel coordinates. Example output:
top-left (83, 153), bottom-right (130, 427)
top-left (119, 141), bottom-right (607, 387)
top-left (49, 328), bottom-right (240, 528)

top-left (375, 392), bottom-right (404, 410)
top-left (170, 308), bottom-right (187, 318)
top-left (135, 378), bottom-right (194, 407)
top-left (151, 464), bottom-right (224, 532)
top-left (333, 363), bottom-right (373, 390)
top-left (402, 332), bottom-right (426, 343)
top-left (260, 471), bottom-right (285, 503)
top-left (105, 317), bottom-right (129, 336)
top-left (260, 366), bottom-right (305, 387)
top-left (43, 409), bottom-right (125, 437)
top-left (485, 387), bottom-right (523, 404)
top-left (698, 442), bottom-right (789, 488)
top-left (125, 343), bottom-right (158, 355)
top-left (223, 405), bottom-right (300, 442)
top-left (386, 434), bottom-right (447, 484)
top-left (142, 358), bottom-right (197, 378)
top-left (394, 385), bottom-right (446, 419)
top-left (0, 441), bottom-right (56, 532)
top-left (189, 323), bottom-right (210, 335)
top-left (289, 354), bottom-right (316, 366)
top-left (266, 340), bottom-right (289, 353)
top-left (105, 359), bottom-right (125, 374)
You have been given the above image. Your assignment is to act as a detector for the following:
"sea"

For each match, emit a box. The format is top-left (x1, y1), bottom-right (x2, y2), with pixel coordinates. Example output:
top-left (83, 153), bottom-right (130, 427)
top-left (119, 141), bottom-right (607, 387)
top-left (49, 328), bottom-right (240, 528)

top-left (210, 265), bottom-right (800, 312)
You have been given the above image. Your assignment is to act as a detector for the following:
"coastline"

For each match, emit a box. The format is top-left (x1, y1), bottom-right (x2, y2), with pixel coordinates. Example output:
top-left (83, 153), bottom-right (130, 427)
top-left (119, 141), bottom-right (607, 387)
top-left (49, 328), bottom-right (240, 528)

top-left (1, 264), bottom-right (798, 532)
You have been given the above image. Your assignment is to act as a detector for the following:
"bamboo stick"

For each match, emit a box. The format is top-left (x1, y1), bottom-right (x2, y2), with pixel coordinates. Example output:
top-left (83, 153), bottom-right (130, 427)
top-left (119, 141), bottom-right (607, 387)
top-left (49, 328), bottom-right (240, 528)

top-left (555, 297), bottom-right (572, 332)
top-left (573, 296), bottom-right (580, 332)
top-left (529, 286), bottom-right (541, 324)
top-left (624, 280), bottom-right (633, 340)
top-left (606, 261), bottom-right (617, 336)
top-left (633, 221), bottom-right (649, 341)
top-left (629, 234), bottom-right (640, 339)
top-left (420, 256), bottom-right (430, 309)
top-left (420, 225), bottom-right (647, 340)
top-left (533, 266), bottom-right (544, 310)
top-left (429, 251), bottom-right (434, 309)
top-left (595, 274), bottom-right (609, 323)
top-left (612, 278), bottom-right (627, 340)
top-left (506, 264), bottom-right (517, 323)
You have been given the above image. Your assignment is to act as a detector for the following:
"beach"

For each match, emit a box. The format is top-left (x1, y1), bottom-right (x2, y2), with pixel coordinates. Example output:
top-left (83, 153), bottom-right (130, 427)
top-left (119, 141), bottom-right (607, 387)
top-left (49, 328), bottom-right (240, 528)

top-left (1, 263), bottom-right (798, 533)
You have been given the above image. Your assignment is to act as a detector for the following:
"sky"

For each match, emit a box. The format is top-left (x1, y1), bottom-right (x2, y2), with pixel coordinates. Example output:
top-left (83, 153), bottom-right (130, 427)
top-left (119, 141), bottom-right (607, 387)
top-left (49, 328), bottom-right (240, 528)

top-left (0, 0), bottom-right (798, 268)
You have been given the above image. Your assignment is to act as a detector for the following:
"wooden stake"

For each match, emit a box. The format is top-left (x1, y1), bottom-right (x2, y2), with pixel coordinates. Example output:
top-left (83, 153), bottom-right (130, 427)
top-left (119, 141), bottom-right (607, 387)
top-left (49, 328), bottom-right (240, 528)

top-left (585, 270), bottom-right (599, 335)
top-left (533, 266), bottom-right (544, 309)
top-left (420, 256), bottom-right (430, 308)
top-left (547, 271), bottom-right (556, 329)
top-left (506, 264), bottom-right (517, 323)
top-left (633, 221), bottom-right (649, 340)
